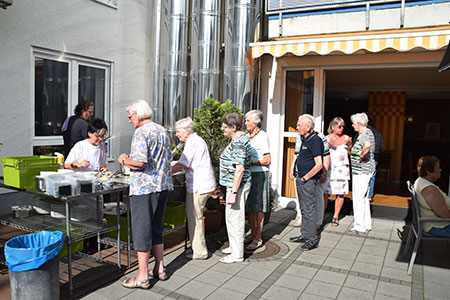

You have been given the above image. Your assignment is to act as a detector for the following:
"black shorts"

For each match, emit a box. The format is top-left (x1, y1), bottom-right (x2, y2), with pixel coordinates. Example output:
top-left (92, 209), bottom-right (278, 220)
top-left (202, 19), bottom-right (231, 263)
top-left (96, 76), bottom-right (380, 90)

top-left (130, 191), bottom-right (168, 252)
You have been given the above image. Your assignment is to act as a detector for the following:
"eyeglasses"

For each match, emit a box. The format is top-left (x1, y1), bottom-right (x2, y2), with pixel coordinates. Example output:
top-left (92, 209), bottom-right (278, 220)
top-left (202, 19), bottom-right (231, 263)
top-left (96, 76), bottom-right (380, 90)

top-left (93, 132), bottom-right (106, 139)
top-left (221, 125), bottom-right (232, 131)
top-left (337, 125), bottom-right (345, 128)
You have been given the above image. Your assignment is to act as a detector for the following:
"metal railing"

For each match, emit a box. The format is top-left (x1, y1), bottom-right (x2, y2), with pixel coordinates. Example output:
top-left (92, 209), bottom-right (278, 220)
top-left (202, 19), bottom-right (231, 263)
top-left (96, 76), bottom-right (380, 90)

top-left (266, 0), bottom-right (426, 14)
top-left (265, 0), bottom-right (415, 35)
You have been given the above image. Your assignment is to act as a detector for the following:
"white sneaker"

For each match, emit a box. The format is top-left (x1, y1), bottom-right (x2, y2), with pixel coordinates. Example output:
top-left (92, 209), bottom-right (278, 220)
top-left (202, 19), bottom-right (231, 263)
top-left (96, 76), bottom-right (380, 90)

top-left (221, 247), bottom-right (232, 254)
top-left (220, 255), bottom-right (244, 264)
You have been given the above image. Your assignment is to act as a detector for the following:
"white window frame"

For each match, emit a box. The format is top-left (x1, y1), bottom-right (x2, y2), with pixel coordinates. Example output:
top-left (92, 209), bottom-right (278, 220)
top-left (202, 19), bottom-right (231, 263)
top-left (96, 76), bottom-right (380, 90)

top-left (32, 46), bottom-right (114, 157)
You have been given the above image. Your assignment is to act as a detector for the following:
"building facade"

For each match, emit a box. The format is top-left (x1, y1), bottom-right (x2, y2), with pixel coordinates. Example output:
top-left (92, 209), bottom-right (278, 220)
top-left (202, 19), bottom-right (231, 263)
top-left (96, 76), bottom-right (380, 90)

top-left (252, 0), bottom-right (450, 208)
top-left (1, 0), bottom-right (449, 209)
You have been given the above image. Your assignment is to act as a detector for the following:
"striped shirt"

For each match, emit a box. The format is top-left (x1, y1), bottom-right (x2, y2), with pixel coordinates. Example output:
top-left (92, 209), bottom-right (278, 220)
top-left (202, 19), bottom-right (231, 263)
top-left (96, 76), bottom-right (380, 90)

top-left (219, 133), bottom-right (252, 188)
top-left (350, 128), bottom-right (375, 175)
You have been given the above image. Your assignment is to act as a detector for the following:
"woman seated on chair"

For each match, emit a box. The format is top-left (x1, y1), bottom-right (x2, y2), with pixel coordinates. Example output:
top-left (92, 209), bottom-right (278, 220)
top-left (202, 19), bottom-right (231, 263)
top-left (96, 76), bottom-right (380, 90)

top-left (414, 156), bottom-right (450, 237)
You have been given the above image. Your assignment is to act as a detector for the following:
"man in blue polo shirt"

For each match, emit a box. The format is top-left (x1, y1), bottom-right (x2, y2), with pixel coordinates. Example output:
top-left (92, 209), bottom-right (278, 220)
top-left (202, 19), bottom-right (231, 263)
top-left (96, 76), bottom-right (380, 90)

top-left (289, 114), bottom-right (324, 251)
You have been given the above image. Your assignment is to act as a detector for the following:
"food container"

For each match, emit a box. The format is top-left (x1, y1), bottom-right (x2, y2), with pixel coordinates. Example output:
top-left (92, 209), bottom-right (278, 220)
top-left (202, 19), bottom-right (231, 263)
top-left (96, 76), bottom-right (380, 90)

top-left (35, 176), bottom-right (46, 192)
top-left (11, 205), bottom-right (33, 218)
top-left (45, 174), bottom-right (73, 197)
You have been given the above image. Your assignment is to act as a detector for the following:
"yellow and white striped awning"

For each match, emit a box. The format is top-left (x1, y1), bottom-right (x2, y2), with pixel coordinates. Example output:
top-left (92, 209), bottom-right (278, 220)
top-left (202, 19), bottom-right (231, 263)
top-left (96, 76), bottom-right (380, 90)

top-left (250, 28), bottom-right (450, 59)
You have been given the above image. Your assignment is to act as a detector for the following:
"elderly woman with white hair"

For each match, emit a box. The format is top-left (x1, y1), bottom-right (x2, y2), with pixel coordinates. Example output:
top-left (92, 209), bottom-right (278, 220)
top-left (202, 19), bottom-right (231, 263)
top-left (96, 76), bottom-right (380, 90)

top-left (348, 112), bottom-right (375, 235)
top-left (119, 100), bottom-right (173, 289)
top-left (244, 110), bottom-right (271, 251)
top-left (172, 117), bottom-right (216, 260)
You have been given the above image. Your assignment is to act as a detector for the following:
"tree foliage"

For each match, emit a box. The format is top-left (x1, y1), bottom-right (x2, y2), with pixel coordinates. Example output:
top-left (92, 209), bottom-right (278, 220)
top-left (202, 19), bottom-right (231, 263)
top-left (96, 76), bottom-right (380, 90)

top-left (193, 98), bottom-right (242, 183)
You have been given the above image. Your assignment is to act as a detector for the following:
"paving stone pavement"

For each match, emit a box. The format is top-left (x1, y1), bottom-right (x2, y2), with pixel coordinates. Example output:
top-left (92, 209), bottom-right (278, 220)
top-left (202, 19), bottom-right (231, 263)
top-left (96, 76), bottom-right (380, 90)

top-left (79, 208), bottom-right (450, 300)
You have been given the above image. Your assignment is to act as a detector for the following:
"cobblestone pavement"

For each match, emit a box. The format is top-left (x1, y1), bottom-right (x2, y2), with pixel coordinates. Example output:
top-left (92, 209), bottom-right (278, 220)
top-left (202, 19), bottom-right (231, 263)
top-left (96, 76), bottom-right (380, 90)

top-left (80, 208), bottom-right (450, 300)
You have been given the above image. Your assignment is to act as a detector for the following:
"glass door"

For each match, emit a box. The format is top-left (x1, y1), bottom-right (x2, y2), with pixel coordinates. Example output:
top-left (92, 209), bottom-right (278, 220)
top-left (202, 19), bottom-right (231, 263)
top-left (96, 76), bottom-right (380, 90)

top-left (281, 70), bottom-right (315, 198)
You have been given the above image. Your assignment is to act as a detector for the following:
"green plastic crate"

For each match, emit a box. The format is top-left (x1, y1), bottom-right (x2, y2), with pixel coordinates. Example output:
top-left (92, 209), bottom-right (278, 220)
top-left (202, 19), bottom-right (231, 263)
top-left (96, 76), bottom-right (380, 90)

top-left (1, 155), bottom-right (59, 189)
top-left (164, 201), bottom-right (186, 229)
top-left (45, 225), bottom-right (84, 258)
top-left (105, 213), bottom-right (132, 242)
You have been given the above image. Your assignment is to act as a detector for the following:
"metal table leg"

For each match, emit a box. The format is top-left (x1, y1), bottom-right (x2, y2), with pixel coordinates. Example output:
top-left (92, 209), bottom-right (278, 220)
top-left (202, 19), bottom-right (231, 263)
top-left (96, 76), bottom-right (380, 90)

top-left (117, 191), bottom-right (121, 267)
top-left (97, 195), bottom-right (101, 259)
top-left (65, 201), bottom-right (73, 297)
top-left (126, 194), bottom-right (131, 268)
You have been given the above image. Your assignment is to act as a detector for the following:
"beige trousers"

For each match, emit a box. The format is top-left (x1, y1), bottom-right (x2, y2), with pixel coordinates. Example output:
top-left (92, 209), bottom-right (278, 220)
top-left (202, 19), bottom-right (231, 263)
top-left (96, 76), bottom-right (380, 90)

top-left (186, 192), bottom-right (211, 257)
top-left (225, 183), bottom-right (251, 260)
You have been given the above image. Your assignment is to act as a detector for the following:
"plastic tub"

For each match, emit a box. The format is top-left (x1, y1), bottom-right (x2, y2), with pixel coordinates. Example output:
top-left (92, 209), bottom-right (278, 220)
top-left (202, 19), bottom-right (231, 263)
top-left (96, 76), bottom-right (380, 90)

top-left (1, 156), bottom-right (59, 189)
top-left (164, 201), bottom-right (186, 229)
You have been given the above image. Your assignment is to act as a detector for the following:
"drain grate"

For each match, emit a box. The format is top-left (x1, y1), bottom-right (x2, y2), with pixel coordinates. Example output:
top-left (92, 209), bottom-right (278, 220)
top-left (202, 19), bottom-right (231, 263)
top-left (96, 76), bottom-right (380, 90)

top-left (219, 240), bottom-right (280, 259)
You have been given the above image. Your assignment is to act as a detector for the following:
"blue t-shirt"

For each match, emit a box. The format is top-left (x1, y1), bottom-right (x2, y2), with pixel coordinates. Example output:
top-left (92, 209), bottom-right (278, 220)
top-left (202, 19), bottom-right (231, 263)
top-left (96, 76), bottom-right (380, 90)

top-left (295, 132), bottom-right (324, 179)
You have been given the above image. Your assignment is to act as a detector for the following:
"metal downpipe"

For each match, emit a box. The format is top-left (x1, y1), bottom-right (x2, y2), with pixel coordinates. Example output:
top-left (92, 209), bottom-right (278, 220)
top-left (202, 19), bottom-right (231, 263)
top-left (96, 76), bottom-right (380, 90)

top-left (223, 0), bottom-right (260, 113)
top-left (161, 0), bottom-right (190, 136)
top-left (190, 0), bottom-right (222, 113)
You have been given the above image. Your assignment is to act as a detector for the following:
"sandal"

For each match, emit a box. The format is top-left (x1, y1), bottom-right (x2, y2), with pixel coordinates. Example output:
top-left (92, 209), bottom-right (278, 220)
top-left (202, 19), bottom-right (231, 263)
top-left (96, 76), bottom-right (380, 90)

top-left (244, 235), bottom-right (254, 244)
top-left (331, 217), bottom-right (339, 227)
top-left (246, 239), bottom-right (263, 251)
top-left (121, 277), bottom-right (150, 289)
top-left (149, 266), bottom-right (168, 281)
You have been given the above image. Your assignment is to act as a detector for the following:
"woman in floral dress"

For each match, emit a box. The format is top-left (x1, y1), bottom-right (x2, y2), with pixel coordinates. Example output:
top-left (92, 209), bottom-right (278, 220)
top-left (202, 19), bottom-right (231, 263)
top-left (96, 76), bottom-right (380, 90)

top-left (324, 117), bottom-right (352, 226)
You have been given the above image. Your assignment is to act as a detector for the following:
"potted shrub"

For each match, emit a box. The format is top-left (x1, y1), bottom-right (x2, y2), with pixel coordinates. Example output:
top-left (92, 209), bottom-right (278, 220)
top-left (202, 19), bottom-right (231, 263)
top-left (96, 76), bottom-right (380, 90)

top-left (193, 98), bottom-right (242, 233)
top-left (193, 98), bottom-right (242, 184)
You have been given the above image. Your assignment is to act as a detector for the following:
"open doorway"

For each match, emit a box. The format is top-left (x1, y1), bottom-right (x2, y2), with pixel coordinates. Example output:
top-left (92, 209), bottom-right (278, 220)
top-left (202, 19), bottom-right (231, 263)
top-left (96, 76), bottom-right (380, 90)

top-left (325, 68), bottom-right (450, 205)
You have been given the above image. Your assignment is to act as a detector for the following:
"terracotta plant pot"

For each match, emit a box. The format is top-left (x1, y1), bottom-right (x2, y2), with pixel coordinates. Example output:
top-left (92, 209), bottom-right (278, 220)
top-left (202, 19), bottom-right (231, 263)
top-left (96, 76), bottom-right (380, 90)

top-left (203, 209), bottom-right (223, 234)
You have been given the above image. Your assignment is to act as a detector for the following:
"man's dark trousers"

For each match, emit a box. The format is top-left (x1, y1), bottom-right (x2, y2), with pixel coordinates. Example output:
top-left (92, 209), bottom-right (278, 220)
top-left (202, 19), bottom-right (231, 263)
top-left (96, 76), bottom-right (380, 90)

top-left (296, 177), bottom-right (319, 243)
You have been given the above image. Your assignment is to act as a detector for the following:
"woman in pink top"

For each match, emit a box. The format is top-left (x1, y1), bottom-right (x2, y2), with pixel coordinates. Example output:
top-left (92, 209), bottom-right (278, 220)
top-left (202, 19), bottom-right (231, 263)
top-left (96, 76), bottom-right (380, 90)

top-left (172, 117), bottom-right (217, 259)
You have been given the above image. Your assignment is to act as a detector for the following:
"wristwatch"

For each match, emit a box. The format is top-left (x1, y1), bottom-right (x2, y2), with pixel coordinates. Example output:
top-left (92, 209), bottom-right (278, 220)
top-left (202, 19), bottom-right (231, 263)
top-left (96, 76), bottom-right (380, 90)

top-left (300, 177), bottom-right (307, 183)
top-left (121, 157), bottom-right (126, 165)
top-left (232, 191), bottom-right (238, 195)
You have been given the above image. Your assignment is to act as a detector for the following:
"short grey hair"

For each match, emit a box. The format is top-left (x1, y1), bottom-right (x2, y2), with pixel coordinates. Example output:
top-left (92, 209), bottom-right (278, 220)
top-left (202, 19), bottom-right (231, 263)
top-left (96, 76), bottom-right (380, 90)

top-left (245, 110), bottom-right (264, 128)
top-left (175, 117), bottom-right (195, 133)
top-left (298, 114), bottom-right (315, 130)
top-left (127, 100), bottom-right (153, 121)
top-left (351, 113), bottom-right (369, 126)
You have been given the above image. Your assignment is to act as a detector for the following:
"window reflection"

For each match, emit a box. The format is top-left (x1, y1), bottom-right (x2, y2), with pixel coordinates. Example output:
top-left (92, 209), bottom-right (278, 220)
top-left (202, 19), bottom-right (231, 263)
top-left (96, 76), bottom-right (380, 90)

top-left (34, 58), bottom-right (68, 136)
top-left (79, 65), bottom-right (105, 119)
top-left (284, 70), bottom-right (314, 132)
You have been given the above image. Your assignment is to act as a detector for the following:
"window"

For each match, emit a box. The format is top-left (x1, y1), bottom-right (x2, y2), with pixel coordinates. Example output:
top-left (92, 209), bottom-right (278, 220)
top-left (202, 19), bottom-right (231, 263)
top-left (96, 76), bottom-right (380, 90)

top-left (33, 48), bottom-right (112, 156)
top-left (35, 59), bottom-right (69, 137)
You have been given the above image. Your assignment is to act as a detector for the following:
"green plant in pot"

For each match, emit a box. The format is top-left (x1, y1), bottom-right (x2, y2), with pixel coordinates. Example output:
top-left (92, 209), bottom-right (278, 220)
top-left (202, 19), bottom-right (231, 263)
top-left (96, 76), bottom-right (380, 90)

top-left (193, 97), bottom-right (242, 188)
top-left (194, 98), bottom-right (242, 233)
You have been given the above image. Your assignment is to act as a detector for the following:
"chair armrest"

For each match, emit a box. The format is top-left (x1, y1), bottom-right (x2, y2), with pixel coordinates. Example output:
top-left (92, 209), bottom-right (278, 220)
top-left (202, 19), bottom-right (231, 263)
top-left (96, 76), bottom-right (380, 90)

top-left (419, 217), bottom-right (450, 222)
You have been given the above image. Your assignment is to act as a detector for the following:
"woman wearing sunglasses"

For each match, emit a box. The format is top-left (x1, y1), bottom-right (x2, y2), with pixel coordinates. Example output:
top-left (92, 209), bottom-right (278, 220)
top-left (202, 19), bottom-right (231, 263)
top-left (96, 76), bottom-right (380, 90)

top-left (323, 117), bottom-right (352, 227)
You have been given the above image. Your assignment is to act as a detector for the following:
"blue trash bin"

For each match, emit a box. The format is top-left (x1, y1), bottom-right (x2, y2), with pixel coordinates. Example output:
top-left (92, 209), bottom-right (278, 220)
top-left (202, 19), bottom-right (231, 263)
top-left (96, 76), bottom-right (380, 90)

top-left (5, 231), bottom-right (64, 300)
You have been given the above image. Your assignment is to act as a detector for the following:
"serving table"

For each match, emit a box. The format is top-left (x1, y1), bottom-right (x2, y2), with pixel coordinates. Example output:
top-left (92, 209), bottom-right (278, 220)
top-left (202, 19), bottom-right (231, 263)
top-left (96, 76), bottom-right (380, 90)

top-left (0, 181), bottom-right (128, 297)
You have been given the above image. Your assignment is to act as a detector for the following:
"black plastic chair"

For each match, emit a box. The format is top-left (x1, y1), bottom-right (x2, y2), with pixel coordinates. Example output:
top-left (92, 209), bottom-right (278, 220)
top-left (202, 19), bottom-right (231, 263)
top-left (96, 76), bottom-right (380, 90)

top-left (403, 181), bottom-right (450, 275)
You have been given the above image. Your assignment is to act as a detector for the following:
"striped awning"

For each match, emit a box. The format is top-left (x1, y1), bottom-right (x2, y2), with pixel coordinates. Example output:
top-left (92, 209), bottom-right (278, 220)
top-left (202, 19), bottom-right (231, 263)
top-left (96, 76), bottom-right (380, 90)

top-left (250, 29), bottom-right (450, 59)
